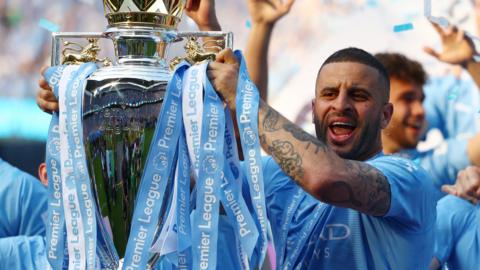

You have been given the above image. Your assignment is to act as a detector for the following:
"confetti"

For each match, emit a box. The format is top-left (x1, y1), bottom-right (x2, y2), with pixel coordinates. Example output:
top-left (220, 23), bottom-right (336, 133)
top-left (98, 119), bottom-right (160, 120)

top-left (393, 23), bottom-right (414, 33)
top-left (246, 20), bottom-right (252, 29)
top-left (448, 86), bottom-right (460, 101)
top-left (38, 18), bottom-right (60, 32)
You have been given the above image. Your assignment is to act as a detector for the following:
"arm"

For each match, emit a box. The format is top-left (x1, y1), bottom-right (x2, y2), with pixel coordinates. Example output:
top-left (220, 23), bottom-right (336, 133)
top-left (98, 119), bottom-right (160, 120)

top-left (442, 166), bottom-right (480, 204)
top-left (424, 21), bottom-right (480, 88)
top-left (257, 101), bottom-right (390, 216)
top-left (208, 50), bottom-right (391, 216)
top-left (185, 0), bottom-right (223, 53)
top-left (468, 133), bottom-right (480, 167)
top-left (245, 0), bottom-right (295, 101)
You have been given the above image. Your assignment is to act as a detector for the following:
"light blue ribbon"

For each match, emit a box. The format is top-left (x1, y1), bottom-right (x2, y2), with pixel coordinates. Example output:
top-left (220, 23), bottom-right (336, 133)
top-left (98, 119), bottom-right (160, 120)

top-left (64, 63), bottom-right (98, 270)
top-left (191, 70), bottom-right (225, 270)
top-left (234, 50), bottom-right (268, 267)
top-left (221, 107), bottom-right (259, 261)
top-left (176, 127), bottom-right (192, 269)
top-left (44, 65), bottom-right (67, 270)
top-left (122, 63), bottom-right (189, 270)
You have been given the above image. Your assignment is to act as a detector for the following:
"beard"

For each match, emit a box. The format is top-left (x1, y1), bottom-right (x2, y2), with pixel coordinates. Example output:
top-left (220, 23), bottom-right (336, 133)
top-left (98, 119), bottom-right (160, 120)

top-left (314, 114), bottom-right (382, 161)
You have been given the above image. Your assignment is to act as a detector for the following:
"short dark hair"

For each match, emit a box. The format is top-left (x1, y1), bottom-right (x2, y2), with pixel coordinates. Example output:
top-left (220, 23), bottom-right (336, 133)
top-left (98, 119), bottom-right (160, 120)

top-left (374, 52), bottom-right (428, 86)
top-left (320, 47), bottom-right (390, 100)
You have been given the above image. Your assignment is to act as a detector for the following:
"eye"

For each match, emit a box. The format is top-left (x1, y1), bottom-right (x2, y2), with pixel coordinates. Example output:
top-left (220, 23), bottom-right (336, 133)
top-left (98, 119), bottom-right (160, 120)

top-left (351, 90), bottom-right (369, 101)
top-left (320, 89), bottom-right (337, 99)
top-left (352, 93), bottom-right (368, 101)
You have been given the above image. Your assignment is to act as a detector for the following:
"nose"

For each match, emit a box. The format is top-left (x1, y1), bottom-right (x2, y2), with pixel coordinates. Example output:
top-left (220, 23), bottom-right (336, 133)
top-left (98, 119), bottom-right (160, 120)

top-left (331, 91), bottom-right (353, 113)
top-left (412, 100), bottom-right (425, 119)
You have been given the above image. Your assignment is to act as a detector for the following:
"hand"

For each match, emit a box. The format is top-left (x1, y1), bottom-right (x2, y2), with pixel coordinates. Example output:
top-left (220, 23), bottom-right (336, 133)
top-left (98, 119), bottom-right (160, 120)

top-left (185, 0), bottom-right (221, 31)
top-left (36, 66), bottom-right (58, 113)
top-left (207, 49), bottom-right (240, 110)
top-left (247, 0), bottom-right (295, 25)
top-left (424, 21), bottom-right (476, 66)
top-left (442, 166), bottom-right (480, 205)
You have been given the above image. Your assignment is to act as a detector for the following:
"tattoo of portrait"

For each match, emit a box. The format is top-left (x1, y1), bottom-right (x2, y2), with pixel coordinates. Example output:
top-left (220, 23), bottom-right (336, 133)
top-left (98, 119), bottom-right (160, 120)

top-left (283, 123), bottom-right (326, 154)
top-left (263, 107), bottom-right (281, 132)
top-left (269, 139), bottom-right (304, 180)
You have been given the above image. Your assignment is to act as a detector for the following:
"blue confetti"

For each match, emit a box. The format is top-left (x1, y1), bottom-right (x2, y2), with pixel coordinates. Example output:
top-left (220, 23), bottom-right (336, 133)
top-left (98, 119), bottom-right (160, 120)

top-left (366, 0), bottom-right (378, 8)
top-left (246, 20), bottom-right (252, 29)
top-left (38, 18), bottom-right (60, 32)
top-left (393, 23), bottom-right (414, 33)
top-left (448, 86), bottom-right (460, 101)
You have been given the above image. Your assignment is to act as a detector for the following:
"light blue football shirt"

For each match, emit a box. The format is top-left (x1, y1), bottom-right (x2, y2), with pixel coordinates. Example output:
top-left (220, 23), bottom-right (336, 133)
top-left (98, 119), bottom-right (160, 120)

top-left (0, 158), bottom-right (48, 238)
top-left (396, 138), bottom-right (470, 201)
top-left (423, 74), bottom-right (480, 139)
top-left (0, 235), bottom-right (49, 269)
top-left (0, 158), bottom-right (49, 268)
top-left (434, 195), bottom-right (479, 270)
top-left (262, 154), bottom-right (436, 269)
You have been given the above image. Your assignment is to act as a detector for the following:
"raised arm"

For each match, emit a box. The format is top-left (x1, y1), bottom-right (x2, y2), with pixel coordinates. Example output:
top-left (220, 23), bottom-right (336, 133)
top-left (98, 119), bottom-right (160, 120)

top-left (208, 49), bottom-right (391, 216)
top-left (424, 21), bottom-right (480, 88)
top-left (245, 0), bottom-right (295, 101)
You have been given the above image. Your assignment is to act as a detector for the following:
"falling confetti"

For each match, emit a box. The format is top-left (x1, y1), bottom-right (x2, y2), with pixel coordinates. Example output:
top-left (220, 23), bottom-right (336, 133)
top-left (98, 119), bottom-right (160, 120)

top-left (38, 18), bottom-right (60, 32)
top-left (393, 23), bottom-right (414, 32)
top-left (246, 20), bottom-right (252, 29)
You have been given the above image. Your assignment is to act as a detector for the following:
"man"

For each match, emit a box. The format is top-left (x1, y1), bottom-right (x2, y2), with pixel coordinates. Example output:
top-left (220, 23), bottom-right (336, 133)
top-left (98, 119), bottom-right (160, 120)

top-left (208, 47), bottom-right (436, 268)
top-left (429, 166), bottom-right (480, 270)
top-left (0, 157), bottom-right (49, 268)
top-left (375, 52), bottom-right (480, 200)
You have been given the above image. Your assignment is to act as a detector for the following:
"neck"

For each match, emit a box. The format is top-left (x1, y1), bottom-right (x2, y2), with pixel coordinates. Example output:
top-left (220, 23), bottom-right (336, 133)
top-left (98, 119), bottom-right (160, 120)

top-left (381, 133), bottom-right (402, 154)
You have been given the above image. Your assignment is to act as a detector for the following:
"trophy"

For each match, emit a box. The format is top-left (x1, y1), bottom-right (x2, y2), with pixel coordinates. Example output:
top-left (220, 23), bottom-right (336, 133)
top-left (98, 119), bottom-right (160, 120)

top-left (50, 1), bottom-right (232, 268)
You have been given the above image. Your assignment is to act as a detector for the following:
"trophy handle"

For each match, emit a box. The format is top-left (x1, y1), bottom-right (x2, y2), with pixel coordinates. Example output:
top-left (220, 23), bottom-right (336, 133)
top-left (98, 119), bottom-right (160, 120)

top-left (51, 31), bottom-right (233, 68)
top-left (170, 31), bottom-right (233, 70)
top-left (52, 32), bottom-right (112, 66)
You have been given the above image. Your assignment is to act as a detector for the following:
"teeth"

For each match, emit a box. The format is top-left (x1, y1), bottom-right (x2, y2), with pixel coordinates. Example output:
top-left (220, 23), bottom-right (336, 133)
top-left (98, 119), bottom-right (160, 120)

top-left (332, 122), bottom-right (354, 127)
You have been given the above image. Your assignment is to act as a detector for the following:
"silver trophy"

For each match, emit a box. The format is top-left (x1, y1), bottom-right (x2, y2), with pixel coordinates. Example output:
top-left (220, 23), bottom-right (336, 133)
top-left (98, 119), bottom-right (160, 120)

top-left (50, 1), bottom-right (232, 268)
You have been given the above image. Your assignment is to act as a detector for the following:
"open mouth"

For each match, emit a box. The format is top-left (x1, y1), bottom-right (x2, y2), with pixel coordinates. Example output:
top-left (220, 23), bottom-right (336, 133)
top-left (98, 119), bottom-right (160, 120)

top-left (328, 121), bottom-right (356, 144)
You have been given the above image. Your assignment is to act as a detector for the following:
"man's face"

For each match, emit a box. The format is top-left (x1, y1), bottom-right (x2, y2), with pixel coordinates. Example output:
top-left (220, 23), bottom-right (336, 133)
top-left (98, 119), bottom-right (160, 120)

top-left (382, 78), bottom-right (425, 150)
top-left (313, 62), bottom-right (392, 160)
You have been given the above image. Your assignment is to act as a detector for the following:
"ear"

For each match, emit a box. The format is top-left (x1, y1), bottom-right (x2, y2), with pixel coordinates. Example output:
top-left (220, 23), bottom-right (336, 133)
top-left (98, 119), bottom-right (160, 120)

top-left (311, 98), bottom-right (315, 124)
top-left (380, 102), bottom-right (394, 129)
top-left (38, 162), bottom-right (48, 186)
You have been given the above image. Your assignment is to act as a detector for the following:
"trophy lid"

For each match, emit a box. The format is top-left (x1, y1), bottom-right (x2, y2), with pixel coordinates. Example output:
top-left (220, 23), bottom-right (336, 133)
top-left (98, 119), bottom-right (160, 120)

top-left (103, 0), bottom-right (185, 29)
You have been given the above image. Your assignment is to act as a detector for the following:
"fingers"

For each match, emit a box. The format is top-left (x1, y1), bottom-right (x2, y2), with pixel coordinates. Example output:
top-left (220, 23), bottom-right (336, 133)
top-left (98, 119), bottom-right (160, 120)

top-left (215, 48), bottom-right (238, 65)
top-left (285, 0), bottom-right (295, 10)
top-left (430, 20), bottom-right (446, 38)
top-left (40, 66), bottom-right (49, 76)
top-left (36, 88), bottom-right (59, 113)
top-left (185, 0), bottom-right (193, 10)
top-left (441, 184), bottom-right (458, 196)
top-left (38, 78), bottom-right (51, 91)
top-left (423, 46), bottom-right (441, 59)
top-left (442, 184), bottom-right (479, 205)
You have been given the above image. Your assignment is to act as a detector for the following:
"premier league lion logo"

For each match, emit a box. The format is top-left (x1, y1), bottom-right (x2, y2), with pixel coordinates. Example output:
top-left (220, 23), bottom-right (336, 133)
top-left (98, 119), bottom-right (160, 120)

top-left (202, 155), bottom-right (218, 174)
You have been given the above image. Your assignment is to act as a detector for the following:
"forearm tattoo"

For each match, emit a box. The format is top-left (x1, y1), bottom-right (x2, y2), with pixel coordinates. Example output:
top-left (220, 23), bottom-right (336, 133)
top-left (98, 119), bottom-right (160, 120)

top-left (283, 123), bottom-right (326, 154)
top-left (267, 140), bottom-right (305, 180)
top-left (322, 160), bottom-right (390, 216)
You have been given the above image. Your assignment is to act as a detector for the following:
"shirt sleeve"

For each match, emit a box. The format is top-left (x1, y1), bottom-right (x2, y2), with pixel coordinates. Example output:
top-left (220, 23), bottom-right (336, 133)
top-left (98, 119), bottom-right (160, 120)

top-left (0, 163), bottom-right (48, 238)
top-left (419, 138), bottom-right (470, 192)
top-left (367, 156), bottom-right (436, 233)
top-left (0, 235), bottom-right (49, 269)
top-left (433, 195), bottom-right (473, 265)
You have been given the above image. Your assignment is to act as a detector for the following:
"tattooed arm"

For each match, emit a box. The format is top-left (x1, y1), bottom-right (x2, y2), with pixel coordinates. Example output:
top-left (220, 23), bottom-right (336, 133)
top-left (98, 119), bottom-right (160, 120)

top-left (258, 101), bottom-right (390, 216)
top-left (208, 49), bottom-right (391, 216)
